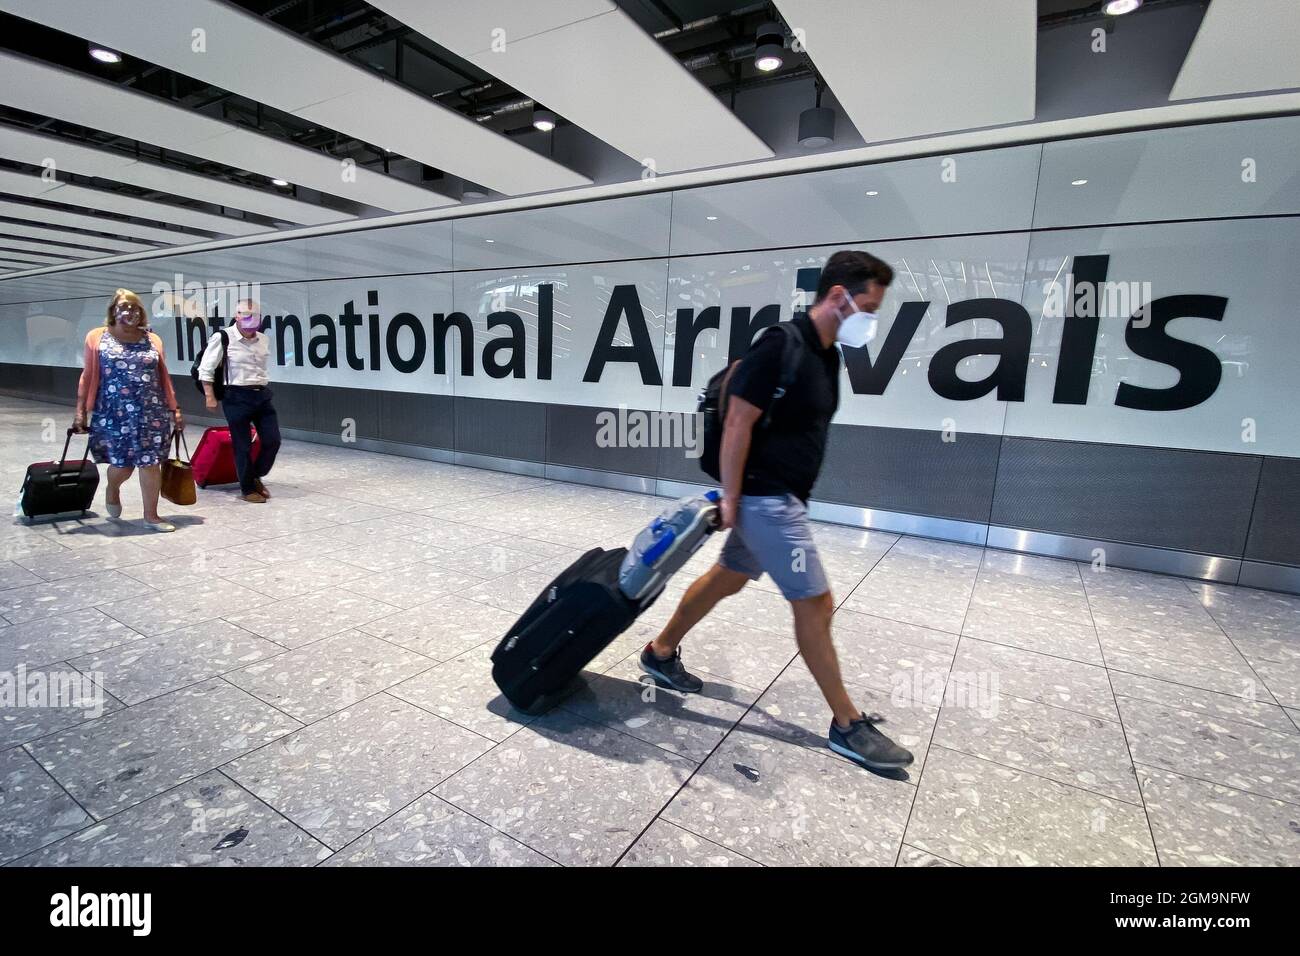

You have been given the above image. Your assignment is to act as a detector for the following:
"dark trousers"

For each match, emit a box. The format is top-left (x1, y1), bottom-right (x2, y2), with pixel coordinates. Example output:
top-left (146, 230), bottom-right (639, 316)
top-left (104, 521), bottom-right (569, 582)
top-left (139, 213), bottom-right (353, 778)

top-left (222, 385), bottom-right (281, 495)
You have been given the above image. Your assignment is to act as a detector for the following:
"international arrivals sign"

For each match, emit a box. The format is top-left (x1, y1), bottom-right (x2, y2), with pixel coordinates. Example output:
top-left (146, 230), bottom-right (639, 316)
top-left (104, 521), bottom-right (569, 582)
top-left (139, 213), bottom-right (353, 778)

top-left (161, 253), bottom-right (1228, 414)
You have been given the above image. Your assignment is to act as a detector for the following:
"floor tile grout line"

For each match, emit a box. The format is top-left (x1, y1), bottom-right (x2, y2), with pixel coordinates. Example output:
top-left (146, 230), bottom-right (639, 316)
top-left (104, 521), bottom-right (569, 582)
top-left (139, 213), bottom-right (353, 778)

top-left (1181, 583), bottom-right (1291, 710)
top-left (926, 742), bottom-right (1151, 810)
top-left (1127, 758), bottom-right (1300, 810)
top-left (893, 543), bottom-right (985, 852)
top-left (639, 817), bottom-right (768, 868)
top-left (896, 842), bottom-right (966, 868)
top-left (1075, 559), bottom-right (1163, 866)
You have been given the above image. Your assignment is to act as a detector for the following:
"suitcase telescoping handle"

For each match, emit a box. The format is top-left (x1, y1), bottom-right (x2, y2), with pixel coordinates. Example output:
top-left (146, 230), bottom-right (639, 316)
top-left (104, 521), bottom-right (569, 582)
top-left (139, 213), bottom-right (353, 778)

top-left (53, 427), bottom-right (93, 483)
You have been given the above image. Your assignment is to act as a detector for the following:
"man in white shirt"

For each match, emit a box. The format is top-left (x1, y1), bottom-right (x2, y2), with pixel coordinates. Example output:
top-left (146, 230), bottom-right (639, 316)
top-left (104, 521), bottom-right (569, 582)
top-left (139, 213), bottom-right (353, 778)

top-left (197, 299), bottom-right (281, 503)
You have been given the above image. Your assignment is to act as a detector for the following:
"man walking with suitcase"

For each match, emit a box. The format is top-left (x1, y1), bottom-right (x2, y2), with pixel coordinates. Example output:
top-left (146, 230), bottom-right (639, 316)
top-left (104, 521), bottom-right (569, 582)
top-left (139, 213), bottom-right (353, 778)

top-left (197, 299), bottom-right (281, 503)
top-left (641, 250), bottom-right (915, 771)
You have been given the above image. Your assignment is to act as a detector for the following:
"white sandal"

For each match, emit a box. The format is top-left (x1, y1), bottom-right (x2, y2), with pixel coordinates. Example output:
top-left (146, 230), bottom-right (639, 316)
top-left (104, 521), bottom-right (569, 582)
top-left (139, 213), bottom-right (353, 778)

top-left (105, 501), bottom-right (122, 519)
top-left (144, 519), bottom-right (176, 533)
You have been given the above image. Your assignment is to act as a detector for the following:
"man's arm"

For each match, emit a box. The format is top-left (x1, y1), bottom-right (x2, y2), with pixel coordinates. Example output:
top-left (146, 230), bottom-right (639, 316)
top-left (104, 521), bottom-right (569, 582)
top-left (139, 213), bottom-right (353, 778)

top-left (718, 395), bottom-right (762, 529)
top-left (196, 332), bottom-right (222, 408)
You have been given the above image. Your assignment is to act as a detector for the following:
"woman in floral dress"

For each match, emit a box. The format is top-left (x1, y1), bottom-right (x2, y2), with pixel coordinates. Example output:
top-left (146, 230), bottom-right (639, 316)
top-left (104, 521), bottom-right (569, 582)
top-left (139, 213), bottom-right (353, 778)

top-left (72, 289), bottom-right (185, 532)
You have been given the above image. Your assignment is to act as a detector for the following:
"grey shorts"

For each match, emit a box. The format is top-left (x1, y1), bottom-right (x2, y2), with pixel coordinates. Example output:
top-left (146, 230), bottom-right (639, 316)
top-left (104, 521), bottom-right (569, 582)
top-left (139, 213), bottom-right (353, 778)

top-left (719, 493), bottom-right (830, 601)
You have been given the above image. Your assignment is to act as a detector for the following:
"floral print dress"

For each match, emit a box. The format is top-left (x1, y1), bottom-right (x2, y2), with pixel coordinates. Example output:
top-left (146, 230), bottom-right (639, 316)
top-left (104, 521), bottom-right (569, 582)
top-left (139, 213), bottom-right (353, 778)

top-left (88, 332), bottom-right (171, 468)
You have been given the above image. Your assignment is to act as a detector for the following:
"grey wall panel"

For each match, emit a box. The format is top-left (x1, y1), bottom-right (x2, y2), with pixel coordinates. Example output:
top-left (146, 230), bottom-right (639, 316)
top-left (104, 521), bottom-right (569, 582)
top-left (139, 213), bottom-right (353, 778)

top-left (546, 404), bottom-right (661, 476)
top-left (991, 437), bottom-right (1261, 556)
top-left (817, 424), bottom-right (1002, 523)
top-left (454, 396), bottom-right (546, 462)
top-left (312, 386), bottom-right (381, 440)
top-left (657, 418), bottom-right (709, 485)
top-left (268, 382), bottom-right (315, 432)
top-left (51, 366), bottom-right (79, 400)
top-left (1244, 457), bottom-right (1300, 566)
top-left (380, 390), bottom-right (454, 449)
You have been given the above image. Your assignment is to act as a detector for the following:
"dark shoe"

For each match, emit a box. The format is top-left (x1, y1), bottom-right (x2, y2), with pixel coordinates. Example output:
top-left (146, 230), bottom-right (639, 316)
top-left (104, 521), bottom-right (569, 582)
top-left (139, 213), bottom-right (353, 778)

top-left (828, 712), bottom-right (914, 770)
top-left (254, 479), bottom-right (270, 498)
top-left (638, 644), bottom-right (704, 693)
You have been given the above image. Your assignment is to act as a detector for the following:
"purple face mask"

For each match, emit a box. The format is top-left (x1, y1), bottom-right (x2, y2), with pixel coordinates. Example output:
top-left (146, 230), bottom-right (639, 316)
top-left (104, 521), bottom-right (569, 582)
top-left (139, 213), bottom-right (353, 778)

top-left (236, 313), bottom-right (262, 332)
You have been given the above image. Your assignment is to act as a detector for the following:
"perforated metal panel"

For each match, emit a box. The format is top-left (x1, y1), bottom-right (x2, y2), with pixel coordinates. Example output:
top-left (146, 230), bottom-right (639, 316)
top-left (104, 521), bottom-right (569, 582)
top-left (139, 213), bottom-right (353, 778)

top-left (380, 391), bottom-right (454, 450)
top-left (817, 424), bottom-right (1002, 521)
top-left (546, 404), bottom-right (660, 477)
top-left (454, 396), bottom-right (546, 462)
top-left (991, 437), bottom-right (1261, 555)
top-left (1244, 456), bottom-right (1300, 565)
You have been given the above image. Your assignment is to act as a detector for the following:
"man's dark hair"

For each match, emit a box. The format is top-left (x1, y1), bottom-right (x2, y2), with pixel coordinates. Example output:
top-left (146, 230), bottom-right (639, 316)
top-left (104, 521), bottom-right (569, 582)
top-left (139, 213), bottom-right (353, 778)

top-left (814, 249), bottom-right (894, 303)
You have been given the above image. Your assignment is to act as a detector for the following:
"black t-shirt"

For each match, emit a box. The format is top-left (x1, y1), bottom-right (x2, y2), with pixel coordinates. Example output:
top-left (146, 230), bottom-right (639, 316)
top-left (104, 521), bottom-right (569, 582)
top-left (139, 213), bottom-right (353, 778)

top-left (726, 314), bottom-right (840, 503)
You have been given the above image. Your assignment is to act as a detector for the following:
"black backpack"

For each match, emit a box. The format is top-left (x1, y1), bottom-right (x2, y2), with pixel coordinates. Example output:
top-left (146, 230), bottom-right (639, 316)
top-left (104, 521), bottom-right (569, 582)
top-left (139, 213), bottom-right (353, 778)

top-left (190, 328), bottom-right (230, 400)
top-left (698, 322), bottom-right (805, 482)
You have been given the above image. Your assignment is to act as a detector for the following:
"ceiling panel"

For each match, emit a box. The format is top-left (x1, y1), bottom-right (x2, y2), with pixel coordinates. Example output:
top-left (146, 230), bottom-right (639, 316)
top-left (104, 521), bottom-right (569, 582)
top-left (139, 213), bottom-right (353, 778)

top-left (0, 247), bottom-right (73, 264)
top-left (1169, 0), bottom-right (1300, 100)
top-left (0, 168), bottom-right (265, 236)
top-left (0, 51), bottom-right (451, 213)
top-left (773, 0), bottom-right (1036, 143)
top-left (0, 126), bottom-right (351, 226)
top-left (0, 221), bottom-right (155, 254)
top-left (0, 0), bottom-right (590, 197)
top-left (0, 198), bottom-right (208, 245)
top-left (375, 0), bottom-right (773, 173)
top-left (0, 236), bottom-right (100, 259)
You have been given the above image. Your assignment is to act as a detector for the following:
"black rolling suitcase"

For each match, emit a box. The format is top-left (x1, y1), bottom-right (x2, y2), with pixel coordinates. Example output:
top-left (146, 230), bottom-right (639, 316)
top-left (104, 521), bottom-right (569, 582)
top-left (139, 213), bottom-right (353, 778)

top-left (491, 547), bottom-right (649, 714)
top-left (19, 428), bottom-right (100, 522)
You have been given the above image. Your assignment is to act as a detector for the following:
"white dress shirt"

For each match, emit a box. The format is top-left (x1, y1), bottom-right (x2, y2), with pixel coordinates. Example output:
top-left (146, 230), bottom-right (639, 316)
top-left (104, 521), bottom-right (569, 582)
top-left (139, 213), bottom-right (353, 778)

top-left (197, 322), bottom-right (270, 387)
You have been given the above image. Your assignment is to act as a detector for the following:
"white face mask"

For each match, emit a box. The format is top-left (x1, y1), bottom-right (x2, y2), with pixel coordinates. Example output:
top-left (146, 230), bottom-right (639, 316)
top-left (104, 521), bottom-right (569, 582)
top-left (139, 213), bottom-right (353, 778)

top-left (835, 289), bottom-right (878, 349)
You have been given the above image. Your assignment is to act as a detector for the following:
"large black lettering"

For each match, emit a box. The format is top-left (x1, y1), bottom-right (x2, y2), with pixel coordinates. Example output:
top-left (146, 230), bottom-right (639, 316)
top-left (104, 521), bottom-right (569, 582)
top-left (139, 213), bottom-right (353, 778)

top-left (308, 314), bottom-right (338, 369)
top-left (1115, 294), bottom-right (1227, 411)
top-left (843, 301), bottom-right (929, 394)
top-left (366, 290), bottom-right (382, 371)
top-left (275, 314), bottom-right (303, 367)
top-left (536, 283), bottom-right (553, 381)
top-left (385, 312), bottom-right (426, 374)
top-left (583, 284), bottom-right (662, 385)
top-left (184, 315), bottom-right (208, 362)
top-left (671, 306), bottom-right (720, 387)
top-left (339, 300), bottom-right (365, 371)
top-left (727, 304), bottom-right (782, 363)
top-left (483, 311), bottom-right (526, 379)
top-left (928, 299), bottom-right (1032, 401)
top-left (1052, 254), bottom-right (1109, 405)
top-left (433, 312), bottom-right (473, 376)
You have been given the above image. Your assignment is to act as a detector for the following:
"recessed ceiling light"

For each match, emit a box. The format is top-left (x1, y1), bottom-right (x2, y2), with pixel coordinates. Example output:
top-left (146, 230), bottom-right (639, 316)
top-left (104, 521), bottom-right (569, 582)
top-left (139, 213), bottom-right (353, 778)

top-left (89, 47), bottom-right (121, 64)
top-left (532, 108), bottom-right (557, 132)
top-left (706, 215), bottom-right (718, 221)
top-left (866, 190), bottom-right (879, 196)
top-left (1103, 0), bottom-right (1142, 15)
top-left (271, 178), bottom-right (289, 187)
top-left (485, 239), bottom-right (495, 243)
top-left (1071, 179), bottom-right (1089, 186)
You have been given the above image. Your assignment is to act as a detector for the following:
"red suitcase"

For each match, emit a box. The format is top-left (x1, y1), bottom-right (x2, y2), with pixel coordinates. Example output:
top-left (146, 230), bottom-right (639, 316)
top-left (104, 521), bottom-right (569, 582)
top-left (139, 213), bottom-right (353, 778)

top-left (192, 425), bottom-right (260, 488)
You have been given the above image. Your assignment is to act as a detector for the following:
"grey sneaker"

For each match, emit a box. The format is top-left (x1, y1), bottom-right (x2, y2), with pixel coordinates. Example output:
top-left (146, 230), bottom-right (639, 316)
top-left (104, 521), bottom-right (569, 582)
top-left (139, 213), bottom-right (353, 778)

top-left (638, 644), bottom-right (704, 693)
top-left (828, 712), bottom-right (914, 770)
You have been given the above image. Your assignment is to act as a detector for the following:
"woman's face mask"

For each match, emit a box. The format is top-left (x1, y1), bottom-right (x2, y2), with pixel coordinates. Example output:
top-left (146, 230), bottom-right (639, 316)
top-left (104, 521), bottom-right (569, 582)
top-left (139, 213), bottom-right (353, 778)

top-left (835, 288), bottom-right (878, 349)
top-left (113, 304), bottom-right (146, 328)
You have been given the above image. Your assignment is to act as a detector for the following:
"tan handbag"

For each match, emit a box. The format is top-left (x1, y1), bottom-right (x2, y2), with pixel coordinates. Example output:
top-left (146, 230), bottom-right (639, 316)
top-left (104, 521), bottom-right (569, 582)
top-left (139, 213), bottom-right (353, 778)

top-left (161, 431), bottom-right (197, 506)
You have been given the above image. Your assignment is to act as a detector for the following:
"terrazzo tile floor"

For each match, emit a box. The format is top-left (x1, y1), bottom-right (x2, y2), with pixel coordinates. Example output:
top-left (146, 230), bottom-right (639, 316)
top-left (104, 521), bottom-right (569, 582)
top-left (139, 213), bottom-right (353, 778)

top-left (1, 397), bottom-right (1296, 867)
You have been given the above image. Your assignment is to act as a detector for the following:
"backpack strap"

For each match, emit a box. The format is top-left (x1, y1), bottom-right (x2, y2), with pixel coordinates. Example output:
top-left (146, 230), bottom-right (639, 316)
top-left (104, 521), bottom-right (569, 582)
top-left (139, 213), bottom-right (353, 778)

top-left (759, 322), bottom-right (805, 429)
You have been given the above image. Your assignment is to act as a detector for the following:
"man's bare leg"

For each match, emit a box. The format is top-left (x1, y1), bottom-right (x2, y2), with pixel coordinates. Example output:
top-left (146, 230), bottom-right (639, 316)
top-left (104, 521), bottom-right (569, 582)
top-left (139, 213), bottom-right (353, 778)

top-left (790, 591), bottom-right (859, 726)
top-left (649, 563), bottom-right (749, 658)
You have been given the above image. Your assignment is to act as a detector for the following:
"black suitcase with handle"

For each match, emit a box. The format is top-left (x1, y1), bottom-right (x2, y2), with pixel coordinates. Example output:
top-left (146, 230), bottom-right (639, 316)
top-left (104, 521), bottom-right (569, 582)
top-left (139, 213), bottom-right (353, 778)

top-left (19, 428), bottom-right (100, 521)
top-left (491, 547), bottom-right (652, 714)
